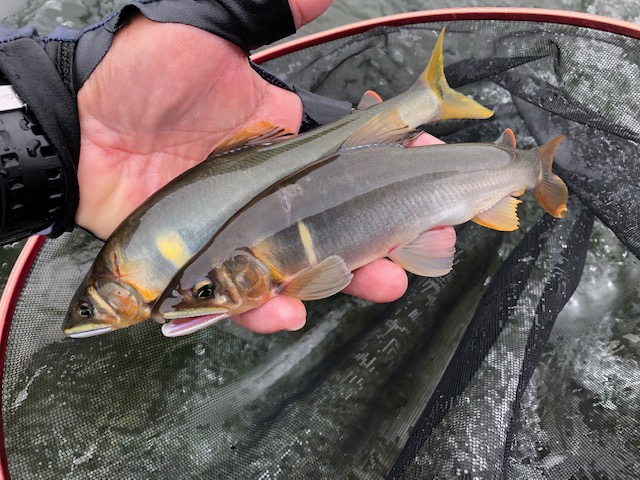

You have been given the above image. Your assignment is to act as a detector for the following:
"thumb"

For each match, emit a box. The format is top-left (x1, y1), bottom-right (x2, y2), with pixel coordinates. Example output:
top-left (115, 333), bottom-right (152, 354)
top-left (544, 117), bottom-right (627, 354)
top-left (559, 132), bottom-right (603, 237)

top-left (288, 0), bottom-right (333, 29)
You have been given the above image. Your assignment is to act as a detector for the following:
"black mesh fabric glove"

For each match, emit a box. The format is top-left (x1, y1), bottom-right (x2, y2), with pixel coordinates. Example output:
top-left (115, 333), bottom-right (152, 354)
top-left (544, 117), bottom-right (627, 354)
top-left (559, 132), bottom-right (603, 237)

top-left (0, 0), bottom-right (351, 243)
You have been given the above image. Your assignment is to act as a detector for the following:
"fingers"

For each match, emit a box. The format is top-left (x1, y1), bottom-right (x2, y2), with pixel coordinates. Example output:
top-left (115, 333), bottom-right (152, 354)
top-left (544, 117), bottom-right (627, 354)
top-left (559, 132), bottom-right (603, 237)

top-left (406, 132), bottom-right (445, 147)
top-left (233, 296), bottom-right (307, 333)
top-left (342, 258), bottom-right (408, 303)
top-left (288, 0), bottom-right (333, 29)
top-left (232, 258), bottom-right (408, 334)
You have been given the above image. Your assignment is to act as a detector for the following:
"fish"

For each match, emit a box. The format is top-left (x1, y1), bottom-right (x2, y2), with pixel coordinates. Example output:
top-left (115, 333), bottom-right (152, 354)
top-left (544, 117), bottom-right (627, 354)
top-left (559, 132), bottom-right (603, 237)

top-left (154, 129), bottom-right (568, 337)
top-left (62, 29), bottom-right (493, 338)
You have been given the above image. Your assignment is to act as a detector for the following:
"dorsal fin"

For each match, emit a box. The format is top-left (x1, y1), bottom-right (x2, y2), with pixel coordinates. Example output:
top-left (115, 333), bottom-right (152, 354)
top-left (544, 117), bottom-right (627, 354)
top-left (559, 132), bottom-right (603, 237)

top-left (356, 90), bottom-right (383, 110)
top-left (494, 129), bottom-right (517, 147)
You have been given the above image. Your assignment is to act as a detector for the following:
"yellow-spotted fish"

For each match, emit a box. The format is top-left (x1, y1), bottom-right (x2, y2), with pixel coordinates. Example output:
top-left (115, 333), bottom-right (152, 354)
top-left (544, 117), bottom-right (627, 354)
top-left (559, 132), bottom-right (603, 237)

top-left (62, 29), bottom-right (493, 338)
top-left (155, 129), bottom-right (568, 337)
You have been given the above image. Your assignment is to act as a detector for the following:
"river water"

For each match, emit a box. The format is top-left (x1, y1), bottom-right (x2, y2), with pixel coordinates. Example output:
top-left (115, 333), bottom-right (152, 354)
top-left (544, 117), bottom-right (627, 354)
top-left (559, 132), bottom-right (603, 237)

top-left (0, 2), bottom-right (638, 479)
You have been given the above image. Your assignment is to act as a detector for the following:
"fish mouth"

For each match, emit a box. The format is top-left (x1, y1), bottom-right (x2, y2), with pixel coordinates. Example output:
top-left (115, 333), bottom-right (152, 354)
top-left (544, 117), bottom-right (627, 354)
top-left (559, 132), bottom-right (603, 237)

top-left (161, 312), bottom-right (229, 337)
top-left (64, 325), bottom-right (113, 338)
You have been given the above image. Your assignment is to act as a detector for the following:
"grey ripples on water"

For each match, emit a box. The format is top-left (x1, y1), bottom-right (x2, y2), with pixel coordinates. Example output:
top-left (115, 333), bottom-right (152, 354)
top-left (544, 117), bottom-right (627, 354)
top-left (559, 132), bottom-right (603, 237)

top-left (0, 0), bottom-right (638, 290)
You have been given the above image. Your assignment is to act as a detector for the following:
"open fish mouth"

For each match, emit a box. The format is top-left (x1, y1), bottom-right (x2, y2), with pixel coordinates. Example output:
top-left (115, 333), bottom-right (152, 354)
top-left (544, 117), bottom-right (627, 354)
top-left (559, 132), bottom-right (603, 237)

top-left (66, 325), bottom-right (113, 338)
top-left (161, 313), bottom-right (229, 337)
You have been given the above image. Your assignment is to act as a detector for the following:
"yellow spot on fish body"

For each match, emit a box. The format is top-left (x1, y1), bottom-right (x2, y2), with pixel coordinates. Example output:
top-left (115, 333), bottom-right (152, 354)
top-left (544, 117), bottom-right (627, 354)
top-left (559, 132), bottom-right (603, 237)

top-left (297, 221), bottom-right (318, 266)
top-left (133, 285), bottom-right (160, 303)
top-left (155, 231), bottom-right (191, 269)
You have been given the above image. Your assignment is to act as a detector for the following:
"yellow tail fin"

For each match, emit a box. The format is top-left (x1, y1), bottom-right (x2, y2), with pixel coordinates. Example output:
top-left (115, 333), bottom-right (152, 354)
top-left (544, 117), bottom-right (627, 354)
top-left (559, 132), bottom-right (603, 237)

top-left (415, 28), bottom-right (494, 121)
top-left (533, 135), bottom-right (568, 218)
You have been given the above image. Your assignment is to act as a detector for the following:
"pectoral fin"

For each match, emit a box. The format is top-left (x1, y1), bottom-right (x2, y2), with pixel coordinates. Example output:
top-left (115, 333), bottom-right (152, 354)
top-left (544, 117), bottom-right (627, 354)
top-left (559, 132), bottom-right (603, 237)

top-left (472, 196), bottom-right (522, 231)
top-left (212, 121), bottom-right (295, 153)
top-left (281, 255), bottom-right (354, 301)
top-left (388, 226), bottom-right (456, 277)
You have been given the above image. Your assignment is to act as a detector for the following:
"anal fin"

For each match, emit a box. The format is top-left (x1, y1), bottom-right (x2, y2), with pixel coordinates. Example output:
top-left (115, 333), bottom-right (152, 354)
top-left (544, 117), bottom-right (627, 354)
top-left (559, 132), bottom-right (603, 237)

top-left (388, 226), bottom-right (456, 277)
top-left (341, 108), bottom-right (416, 148)
top-left (472, 196), bottom-right (522, 231)
top-left (281, 255), bottom-right (353, 301)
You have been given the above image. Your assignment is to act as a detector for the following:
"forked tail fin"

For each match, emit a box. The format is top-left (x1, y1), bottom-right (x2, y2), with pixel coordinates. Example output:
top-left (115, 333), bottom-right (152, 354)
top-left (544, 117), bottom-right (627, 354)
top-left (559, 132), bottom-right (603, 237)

top-left (533, 135), bottom-right (569, 218)
top-left (413, 28), bottom-right (494, 121)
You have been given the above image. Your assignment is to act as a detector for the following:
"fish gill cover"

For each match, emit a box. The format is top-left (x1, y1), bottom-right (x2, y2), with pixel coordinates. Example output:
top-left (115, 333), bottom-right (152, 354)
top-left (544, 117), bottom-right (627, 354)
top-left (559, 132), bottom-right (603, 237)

top-left (1, 19), bottom-right (639, 479)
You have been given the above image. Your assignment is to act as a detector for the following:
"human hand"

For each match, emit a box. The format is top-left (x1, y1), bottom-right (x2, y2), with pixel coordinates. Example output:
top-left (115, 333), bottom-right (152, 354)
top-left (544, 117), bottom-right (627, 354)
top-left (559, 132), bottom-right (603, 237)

top-left (76, 0), bottom-right (333, 239)
top-left (75, 0), bottom-right (441, 335)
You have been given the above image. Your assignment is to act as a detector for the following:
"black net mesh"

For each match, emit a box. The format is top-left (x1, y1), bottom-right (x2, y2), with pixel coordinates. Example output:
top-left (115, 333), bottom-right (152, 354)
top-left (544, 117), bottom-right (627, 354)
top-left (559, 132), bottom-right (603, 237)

top-left (2, 20), bottom-right (639, 479)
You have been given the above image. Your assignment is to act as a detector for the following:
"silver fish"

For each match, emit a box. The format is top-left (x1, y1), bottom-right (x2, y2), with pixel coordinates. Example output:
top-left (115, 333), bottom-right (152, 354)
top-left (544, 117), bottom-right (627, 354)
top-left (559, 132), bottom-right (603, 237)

top-left (63, 29), bottom-right (493, 338)
top-left (155, 129), bottom-right (567, 336)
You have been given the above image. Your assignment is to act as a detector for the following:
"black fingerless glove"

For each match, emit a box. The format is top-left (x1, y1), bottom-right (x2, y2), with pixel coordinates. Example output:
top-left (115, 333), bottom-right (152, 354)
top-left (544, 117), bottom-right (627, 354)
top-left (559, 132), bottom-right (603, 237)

top-left (0, 0), bottom-right (351, 244)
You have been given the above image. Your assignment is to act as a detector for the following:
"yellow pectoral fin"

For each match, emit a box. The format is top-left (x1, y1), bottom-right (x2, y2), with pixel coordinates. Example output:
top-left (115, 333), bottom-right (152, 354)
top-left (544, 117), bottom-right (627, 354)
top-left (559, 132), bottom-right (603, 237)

top-left (472, 196), bottom-right (522, 232)
top-left (212, 121), bottom-right (296, 154)
top-left (281, 255), bottom-right (353, 301)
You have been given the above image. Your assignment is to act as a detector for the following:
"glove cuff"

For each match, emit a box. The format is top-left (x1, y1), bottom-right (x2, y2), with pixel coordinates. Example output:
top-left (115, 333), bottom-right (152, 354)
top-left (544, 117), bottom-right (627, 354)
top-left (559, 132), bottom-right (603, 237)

top-left (0, 37), bottom-right (80, 240)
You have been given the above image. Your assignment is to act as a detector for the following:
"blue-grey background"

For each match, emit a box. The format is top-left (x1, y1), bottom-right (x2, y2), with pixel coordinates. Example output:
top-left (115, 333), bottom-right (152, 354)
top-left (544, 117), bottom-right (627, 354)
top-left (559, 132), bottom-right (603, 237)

top-left (0, 0), bottom-right (637, 289)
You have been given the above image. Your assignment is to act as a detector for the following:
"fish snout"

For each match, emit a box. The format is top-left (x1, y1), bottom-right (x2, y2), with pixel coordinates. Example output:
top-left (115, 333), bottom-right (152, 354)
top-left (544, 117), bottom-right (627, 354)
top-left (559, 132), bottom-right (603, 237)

top-left (62, 309), bottom-right (114, 338)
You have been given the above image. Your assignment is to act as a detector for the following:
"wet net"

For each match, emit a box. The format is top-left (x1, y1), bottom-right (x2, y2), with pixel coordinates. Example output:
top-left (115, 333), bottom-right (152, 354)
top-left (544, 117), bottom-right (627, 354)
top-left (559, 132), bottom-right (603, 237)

top-left (2, 17), bottom-right (639, 479)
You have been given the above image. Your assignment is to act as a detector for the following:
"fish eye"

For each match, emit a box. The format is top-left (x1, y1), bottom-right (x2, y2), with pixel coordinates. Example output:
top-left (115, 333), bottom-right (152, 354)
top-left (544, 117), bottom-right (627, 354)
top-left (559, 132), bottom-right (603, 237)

top-left (77, 301), bottom-right (93, 318)
top-left (193, 278), bottom-right (214, 300)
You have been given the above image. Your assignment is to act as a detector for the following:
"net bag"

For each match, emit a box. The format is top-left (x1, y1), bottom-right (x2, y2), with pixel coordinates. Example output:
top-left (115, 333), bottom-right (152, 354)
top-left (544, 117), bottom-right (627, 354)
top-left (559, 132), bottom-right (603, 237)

top-left (1, 9), bottom-right (639, 479)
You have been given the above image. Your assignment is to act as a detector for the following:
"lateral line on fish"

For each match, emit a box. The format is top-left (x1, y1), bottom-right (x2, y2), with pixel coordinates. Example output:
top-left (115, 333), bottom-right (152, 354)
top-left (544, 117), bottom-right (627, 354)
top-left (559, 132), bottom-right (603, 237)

top-left (297, 221), bottom-right (318, 266)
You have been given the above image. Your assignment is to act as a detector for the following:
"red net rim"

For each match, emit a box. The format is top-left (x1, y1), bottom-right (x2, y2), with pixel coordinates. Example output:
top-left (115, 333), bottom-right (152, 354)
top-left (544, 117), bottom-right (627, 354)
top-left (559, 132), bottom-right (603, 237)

top-left (254, 7), bottom-right (640, 63)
